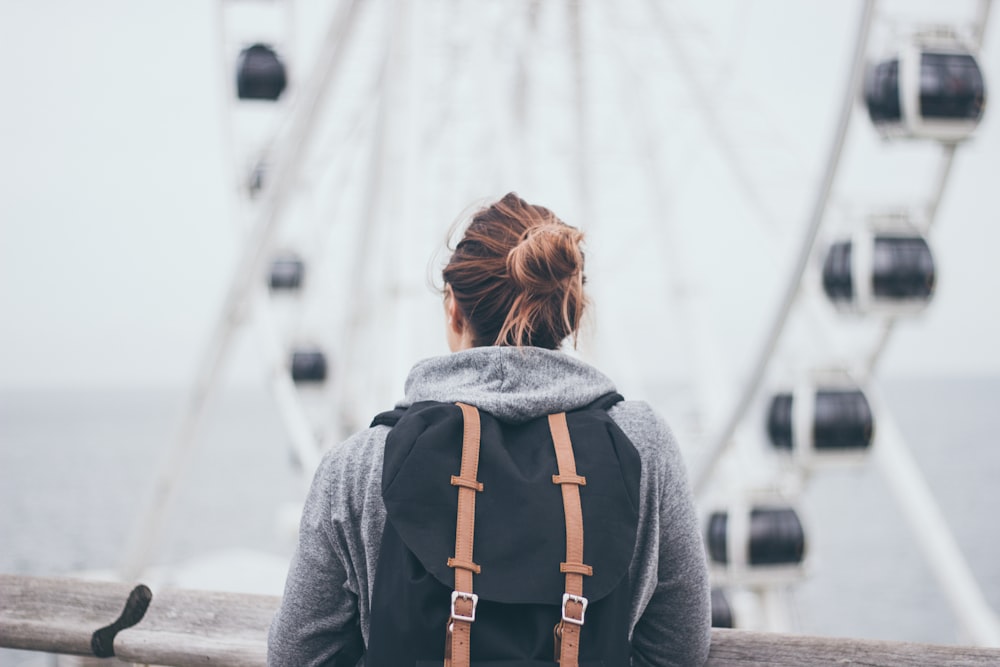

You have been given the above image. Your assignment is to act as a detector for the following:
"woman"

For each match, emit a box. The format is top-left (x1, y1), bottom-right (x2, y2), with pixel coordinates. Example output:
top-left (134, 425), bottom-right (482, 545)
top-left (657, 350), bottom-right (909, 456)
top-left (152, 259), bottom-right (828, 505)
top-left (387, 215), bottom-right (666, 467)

top-left (268, 193), bottom-right (711, 666)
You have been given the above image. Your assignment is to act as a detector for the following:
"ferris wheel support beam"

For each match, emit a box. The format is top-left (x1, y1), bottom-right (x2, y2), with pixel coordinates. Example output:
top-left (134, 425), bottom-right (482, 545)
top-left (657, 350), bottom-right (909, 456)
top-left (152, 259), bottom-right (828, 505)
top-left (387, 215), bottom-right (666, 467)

top-left (568, 0), bottom-right (593, 230)
top-left (568, 0), bottom-right (608, 367)
top-left (923, 143), bottom-right (959, 235)
top-left (119, 0), bottom-right (366, 582)
top-left (512, 1), bottom-right (541, 190)
top-left (974, 0), bottom-right (993, 46)
top-left (388, 0), bottom-right (422, 421)
top-left (252, 290), bottom-right (322, 483)
top-left (333, 0), bottom-right (405, 434)
top-left (694, 0), bottom-right (878, 499)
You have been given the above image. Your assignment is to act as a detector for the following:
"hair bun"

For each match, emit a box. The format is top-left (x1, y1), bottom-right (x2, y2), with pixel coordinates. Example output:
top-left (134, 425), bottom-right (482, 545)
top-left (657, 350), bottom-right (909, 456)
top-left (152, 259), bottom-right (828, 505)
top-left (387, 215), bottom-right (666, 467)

top-left (506, 223), bottom-right (584, 295)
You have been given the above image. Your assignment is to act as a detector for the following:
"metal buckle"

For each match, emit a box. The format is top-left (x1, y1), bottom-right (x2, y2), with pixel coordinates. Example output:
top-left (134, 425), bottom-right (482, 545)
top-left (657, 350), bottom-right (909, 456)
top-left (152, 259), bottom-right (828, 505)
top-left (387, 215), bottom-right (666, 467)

top-left (561, 593), bottom-right (588, 625)
top-left (450, 591), bottom-right (479, 622)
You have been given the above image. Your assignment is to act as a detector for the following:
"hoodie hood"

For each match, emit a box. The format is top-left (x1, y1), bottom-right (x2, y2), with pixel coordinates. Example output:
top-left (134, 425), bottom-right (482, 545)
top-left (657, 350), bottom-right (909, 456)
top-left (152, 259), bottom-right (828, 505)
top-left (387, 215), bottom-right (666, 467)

top-left (401, 346), bottom-right (617, 423)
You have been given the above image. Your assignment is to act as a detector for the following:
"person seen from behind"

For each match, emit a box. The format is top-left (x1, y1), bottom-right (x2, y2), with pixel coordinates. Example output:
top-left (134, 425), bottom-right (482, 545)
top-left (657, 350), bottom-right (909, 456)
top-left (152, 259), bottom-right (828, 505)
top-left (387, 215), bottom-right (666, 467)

top-left (268, 192), bottom-right (712, 666)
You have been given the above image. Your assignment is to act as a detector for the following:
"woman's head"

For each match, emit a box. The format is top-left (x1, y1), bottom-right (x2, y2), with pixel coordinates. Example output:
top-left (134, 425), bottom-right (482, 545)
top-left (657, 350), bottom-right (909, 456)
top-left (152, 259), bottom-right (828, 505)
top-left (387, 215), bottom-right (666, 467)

top-left (442, 192), bottom-right (587, 350)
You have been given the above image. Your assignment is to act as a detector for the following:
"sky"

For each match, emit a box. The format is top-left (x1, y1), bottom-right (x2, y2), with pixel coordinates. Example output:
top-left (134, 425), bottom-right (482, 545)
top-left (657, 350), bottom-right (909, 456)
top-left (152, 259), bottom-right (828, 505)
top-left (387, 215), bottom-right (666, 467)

top-left (1, 0), bottom-right (999, 395)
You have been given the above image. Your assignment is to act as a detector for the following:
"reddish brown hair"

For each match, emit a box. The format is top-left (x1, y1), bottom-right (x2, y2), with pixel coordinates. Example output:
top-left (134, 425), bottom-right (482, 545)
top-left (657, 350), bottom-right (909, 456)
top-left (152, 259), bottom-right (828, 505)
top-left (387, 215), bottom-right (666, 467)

top-left (442, 192), bottom-right (587, 349)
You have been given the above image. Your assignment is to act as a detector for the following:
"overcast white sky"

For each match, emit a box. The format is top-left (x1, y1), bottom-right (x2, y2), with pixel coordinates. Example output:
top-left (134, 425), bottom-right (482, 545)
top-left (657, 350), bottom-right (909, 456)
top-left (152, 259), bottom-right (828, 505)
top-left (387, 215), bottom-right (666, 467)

top-left (1, 0), bottom-right (998, 393)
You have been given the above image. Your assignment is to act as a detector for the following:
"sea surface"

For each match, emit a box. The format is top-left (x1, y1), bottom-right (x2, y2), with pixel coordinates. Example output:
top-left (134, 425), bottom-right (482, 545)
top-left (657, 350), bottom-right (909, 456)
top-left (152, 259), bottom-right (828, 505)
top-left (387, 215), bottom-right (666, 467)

top-left (1, 375), bottom-right (998, 664)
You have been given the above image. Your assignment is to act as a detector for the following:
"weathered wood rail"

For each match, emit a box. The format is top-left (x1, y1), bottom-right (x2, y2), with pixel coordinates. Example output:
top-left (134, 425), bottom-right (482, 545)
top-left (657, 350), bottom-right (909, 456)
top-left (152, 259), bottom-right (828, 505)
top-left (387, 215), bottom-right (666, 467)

top-left (3, 574), bottom-right (1000, 666)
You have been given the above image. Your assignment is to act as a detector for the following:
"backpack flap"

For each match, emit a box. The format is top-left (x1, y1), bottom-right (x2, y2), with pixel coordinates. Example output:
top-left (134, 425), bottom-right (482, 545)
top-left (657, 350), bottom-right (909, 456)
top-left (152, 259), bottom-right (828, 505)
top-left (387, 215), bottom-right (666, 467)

top-left (381, 400), bottom-right (641, 606)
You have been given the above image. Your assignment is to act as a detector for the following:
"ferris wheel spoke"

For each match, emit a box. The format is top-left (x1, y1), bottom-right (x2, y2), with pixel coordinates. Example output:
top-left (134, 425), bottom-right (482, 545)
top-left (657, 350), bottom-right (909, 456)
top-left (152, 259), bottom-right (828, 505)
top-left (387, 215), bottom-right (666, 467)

top-left (332, 0), bottom-right (413, 433)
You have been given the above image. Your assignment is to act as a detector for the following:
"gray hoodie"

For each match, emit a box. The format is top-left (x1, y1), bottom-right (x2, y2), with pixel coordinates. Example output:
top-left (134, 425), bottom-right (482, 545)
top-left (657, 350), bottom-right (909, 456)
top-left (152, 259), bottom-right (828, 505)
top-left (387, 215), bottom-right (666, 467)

top-left (268, 347), bottom-right (711, 666)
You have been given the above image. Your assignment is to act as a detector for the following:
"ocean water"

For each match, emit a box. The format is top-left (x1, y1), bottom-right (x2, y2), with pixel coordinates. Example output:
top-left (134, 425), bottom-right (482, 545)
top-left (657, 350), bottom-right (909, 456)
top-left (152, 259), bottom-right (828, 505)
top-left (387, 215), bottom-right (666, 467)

top-left (1, 375), bottom-right (998, 664)
top-left (793, 374), bottom-right (1000, 644)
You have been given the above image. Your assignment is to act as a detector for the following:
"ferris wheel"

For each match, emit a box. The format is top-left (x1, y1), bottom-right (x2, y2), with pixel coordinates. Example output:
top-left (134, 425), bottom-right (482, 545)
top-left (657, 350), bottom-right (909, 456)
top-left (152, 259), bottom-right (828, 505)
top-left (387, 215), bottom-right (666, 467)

top-left (121, 0), bottom-right (999, 646)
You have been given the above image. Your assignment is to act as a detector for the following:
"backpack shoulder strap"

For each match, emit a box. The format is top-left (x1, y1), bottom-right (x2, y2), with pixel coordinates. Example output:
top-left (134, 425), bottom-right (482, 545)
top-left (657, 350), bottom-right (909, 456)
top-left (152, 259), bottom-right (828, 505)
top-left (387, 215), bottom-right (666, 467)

top-left (549, 412), bottom-right (592, 667)
top-left (444, 402), bottom-right (484, 667)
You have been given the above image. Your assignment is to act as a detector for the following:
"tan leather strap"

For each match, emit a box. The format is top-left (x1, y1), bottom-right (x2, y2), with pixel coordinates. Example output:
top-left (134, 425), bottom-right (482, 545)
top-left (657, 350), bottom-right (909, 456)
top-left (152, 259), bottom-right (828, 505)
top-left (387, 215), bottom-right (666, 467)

top-left (444, 402), bottom-right (483, 667)
top-left (549, 412), bottom-right (592, 666)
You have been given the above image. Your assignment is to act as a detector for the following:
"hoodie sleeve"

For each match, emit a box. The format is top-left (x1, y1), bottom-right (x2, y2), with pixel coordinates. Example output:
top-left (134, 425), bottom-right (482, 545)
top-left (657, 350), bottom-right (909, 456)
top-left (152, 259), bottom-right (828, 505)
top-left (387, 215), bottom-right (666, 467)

top-left (267, 439), bottom-right (368, 667)
top-left (611, 402), bottom-right (712, 667)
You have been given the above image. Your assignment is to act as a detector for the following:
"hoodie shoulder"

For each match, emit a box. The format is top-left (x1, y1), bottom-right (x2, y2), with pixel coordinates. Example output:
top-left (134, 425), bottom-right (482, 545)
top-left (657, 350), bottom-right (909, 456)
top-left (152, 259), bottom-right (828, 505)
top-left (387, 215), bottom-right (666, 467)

top-left (607, 400), bottom-right (685, 478)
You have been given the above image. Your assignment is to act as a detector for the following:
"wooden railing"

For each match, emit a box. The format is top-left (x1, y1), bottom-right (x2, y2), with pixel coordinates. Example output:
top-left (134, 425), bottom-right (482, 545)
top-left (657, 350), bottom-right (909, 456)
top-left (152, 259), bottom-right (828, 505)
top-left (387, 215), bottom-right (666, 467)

top-left (3, 574), bottom-right (1000, 666)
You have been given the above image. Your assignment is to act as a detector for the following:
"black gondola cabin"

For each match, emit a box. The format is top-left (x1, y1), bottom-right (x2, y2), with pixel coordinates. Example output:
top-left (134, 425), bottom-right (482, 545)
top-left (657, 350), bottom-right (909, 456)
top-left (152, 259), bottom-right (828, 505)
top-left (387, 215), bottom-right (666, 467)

top-left (237, 43), bottom-right (288, 101)
top-left (864, 31), bottom-right (986, 141)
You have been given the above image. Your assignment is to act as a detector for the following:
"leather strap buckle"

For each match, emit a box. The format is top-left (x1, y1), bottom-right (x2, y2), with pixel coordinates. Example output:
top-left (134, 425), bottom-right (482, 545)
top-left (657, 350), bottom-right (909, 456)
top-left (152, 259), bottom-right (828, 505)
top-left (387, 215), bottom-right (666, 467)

top-left (451, 591), bottom-right (479, 622)
top-left (561, 593), bottom-right (588, 625)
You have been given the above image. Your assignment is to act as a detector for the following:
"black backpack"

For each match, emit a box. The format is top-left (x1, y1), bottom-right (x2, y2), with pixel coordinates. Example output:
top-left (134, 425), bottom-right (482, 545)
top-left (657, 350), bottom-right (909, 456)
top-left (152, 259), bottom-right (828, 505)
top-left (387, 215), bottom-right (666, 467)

top-left (365, 393), bottom-right (641, 667)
